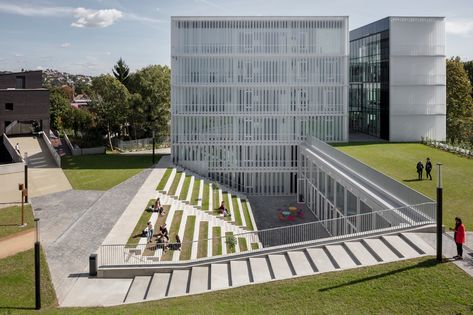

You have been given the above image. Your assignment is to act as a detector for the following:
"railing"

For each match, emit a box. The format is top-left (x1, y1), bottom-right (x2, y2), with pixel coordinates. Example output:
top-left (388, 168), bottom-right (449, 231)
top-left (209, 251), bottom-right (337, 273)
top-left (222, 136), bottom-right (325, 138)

top-left (113, 137), bottom-right (171, 151)
top-left (39, 131), bottom-right (61, 167)
top-left (98, 202), bottom-right (435, 267)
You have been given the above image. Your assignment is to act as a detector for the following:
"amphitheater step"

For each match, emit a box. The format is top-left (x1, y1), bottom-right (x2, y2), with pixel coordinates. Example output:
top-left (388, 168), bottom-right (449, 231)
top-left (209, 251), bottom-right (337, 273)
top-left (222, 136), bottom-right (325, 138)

top-left (230, 260), bottom-right (251, 287)
top-left (146, 273), bottom-right (171, 300)
top-left (363, 238), bottom-right (399, 262)
top-left (267, 254), bottom-right (294, 279)
top-left (210, 263), bottom-right (230, 290)
top-left (125, 276), bottom-right (151, 303)
top-left (325, 244), bottom-right (357, 269)
top-left (306, 247), bottom-right (337, 273)
top-left (382, 235), bottom-right (419, 259)
top-left (249, 257), bottom-right (272, 283)
top-left (287, 250), bottom-right (315, 276)
top-left (400, 232), bottom-right (435, 255)
top-left (344, 241), bottom-right (379, 265)
top-left (189, 266), bottom-right (209, 294)
top-left (167, 270), bottom-right (190, 297)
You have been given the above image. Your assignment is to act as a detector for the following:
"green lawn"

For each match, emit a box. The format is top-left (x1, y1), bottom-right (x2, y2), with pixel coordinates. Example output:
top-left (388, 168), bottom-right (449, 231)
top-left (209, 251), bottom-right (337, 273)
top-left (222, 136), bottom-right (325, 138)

top-left (62, 153), bottom-right (156, 190)
top-left (212, 186), bottom-right (220, 212)
top-left (197, 221), bottom-right (208, 259)
top-left (156, 168), bottom-right (173, 191)
top-left (126, 200), bottom-right (154, 247)
top-left (179, 216), bottom-right (196, 260)
top-left (225, 232), bottom-right (235, 254)
top-left (190, 179), bottom-right (201, 206)
top-left (179, 175), bottom-right (191, 200)
top-left (4, 256), bottom-right (473, 314)
top-left (201, 183), bottom-right (210, 210)
top-left (238, 237), bottom-right (248, 252)
top-left (337, 143), bottom-right (473, 230)
top-left (0, 248), bottom-right (56, 312)
top-left (0, 204), bottom-right (34, 240)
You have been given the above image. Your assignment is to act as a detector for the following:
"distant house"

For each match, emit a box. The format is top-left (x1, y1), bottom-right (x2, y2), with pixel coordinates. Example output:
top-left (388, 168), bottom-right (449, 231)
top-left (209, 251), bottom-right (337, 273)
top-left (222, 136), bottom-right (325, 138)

top-left (71, 94), bottom-right (91, 109)
top-left (0, 70), bottom-right (50, 135)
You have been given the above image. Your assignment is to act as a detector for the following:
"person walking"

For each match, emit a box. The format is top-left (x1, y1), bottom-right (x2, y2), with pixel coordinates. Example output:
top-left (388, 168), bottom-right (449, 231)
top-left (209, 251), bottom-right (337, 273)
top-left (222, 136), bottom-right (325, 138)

top-left (15, 143), bottom-right (20, 155)
top-left (425, 158), bottom-right (433, 180)
top-left (146, 221), bottom-right (154, 243)
top-left (449, 217), bottom-right (466, 260)
top-left (416, 161), bottom-right (424, 180)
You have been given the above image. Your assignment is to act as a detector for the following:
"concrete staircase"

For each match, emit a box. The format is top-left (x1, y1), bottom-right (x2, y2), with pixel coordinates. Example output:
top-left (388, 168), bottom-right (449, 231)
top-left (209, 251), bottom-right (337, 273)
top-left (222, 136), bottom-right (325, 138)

top-left (122, 232), bottom-right (435, 304)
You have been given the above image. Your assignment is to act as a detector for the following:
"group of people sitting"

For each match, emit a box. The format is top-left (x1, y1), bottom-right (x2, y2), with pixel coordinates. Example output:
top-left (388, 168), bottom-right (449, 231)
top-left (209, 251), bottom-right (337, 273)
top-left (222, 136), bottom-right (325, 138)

top-left (218, 200), bottom-right (231, 217)
top-left (148, 198), bottom-right (165, 215)
top-left (142, 222), bottom-right (181, 251)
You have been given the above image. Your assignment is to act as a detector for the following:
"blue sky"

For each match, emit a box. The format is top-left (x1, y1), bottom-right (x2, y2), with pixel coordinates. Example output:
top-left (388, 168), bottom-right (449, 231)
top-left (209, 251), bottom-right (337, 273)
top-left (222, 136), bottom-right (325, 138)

top-left (1, 0), bottom-right (472, 75)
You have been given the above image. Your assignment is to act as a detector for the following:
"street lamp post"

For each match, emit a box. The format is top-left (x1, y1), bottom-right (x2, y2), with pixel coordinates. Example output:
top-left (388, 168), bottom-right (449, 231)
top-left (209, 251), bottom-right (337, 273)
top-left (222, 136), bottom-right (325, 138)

top-left (34, 218), bottom-right (41, 310)
top-left (152, 130), bottom-right (156, 165)
top-left (436, 163), bottom-right (443, 263)
top-left (24, 152), bottom-right (28, 203)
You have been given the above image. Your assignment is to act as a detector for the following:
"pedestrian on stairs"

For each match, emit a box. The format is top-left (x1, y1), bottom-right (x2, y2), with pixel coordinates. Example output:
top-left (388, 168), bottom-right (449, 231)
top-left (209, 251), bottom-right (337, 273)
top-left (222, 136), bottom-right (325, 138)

top-left (450, 217), bottom-right (466, 260)
top-left (146, 221), bottom-right (154, 243)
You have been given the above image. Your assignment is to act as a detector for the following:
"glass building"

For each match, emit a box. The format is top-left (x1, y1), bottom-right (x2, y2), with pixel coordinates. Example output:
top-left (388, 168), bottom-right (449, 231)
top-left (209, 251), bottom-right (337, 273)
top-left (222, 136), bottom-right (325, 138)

top-left (349, 17), bottom-right (446, 141)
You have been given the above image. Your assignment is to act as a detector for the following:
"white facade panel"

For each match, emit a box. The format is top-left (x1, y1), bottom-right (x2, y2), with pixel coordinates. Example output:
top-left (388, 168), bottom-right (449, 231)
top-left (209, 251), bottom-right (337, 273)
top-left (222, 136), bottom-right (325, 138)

top-left (171, 16), bottom-right (349, 194)
top-left (389, 17), bottom-right (446, 141)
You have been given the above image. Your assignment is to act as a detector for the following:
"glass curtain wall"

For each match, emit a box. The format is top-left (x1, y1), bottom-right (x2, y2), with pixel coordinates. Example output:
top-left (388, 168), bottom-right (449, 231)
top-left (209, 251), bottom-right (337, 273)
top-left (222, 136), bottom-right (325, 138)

top-left (349, 31), bottom-right (389, 139)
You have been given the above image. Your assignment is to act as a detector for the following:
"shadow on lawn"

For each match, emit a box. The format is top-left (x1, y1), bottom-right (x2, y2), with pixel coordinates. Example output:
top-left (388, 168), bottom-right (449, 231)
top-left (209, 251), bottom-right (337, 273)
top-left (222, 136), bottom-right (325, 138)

top-left (61, 154), bottom-right (164, 170)
top-left (318, 258), bottom-right (437, 292)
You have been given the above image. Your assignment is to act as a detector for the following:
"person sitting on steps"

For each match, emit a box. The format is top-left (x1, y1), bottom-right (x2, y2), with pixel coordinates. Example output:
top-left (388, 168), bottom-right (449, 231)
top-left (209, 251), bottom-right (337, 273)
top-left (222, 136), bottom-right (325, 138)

top-left (154, 198), bottom-right (165, 215)
top-left (169, 234), bottom-right (182, 251)
top-left (218, 200), bottom-right (230, 217)
top-left (160, 223), bottom-right (169, 240)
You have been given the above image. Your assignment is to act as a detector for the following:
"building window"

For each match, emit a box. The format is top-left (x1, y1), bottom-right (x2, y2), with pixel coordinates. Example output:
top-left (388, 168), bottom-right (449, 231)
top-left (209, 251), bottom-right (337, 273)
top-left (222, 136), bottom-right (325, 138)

top-left (5, 103), bottom-right (14, 111)
top-left (16, 76), bottom-right (25, 89)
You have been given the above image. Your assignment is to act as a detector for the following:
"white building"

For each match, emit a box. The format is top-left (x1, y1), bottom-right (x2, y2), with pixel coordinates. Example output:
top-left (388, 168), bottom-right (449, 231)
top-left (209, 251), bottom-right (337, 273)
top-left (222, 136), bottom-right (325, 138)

top-left (171, 16), bottom-right (349, 195)
top-left (349, 17), bottom-right (446, 141)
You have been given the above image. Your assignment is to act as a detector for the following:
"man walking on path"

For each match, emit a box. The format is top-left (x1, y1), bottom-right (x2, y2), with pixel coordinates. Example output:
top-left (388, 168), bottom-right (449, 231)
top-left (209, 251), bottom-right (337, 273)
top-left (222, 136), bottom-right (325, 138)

top-left (425, 157), bottom-right (433, 180)
top-left (416, 161), bottom-right (424, 180)
top-left (15, 142), bottom-right (20, 155)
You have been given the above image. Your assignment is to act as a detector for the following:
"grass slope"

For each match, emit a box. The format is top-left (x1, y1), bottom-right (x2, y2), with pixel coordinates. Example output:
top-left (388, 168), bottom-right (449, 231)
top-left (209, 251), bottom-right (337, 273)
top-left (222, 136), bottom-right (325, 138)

top-left (161, 210), bottom-right (183, 261)
top-left (212, 226), bottom-right (222, 256)
top-left (0, 204), bottom-right (34, 240)
top-left (191, 179), bottom-right (201, 206)
top-left (126, 200), bottom-right (154, 247)
top-left (168, 172), bottom-right (182, 196)
top-left (180, 216), bottom-right (196, 260)
top-left (232, 196), bottom-right (243, 226)
top-left (197, 221), bottom-right (208, 259)
top-left (241, 200), bottom-right (254, 231)
top-left (337, 143), bottom-right (473, 229)
top-left (7, 257), bottom-right (473, 314)
top-left (179, 176), bottom-right (191, 200)
top-left (201, 183), bottom-right (210, 211)
top-left (0, 248), bottom-right (56, 311)
top-left (62, 153), bottom-right (156, 190)
top-left (157, 168), bottom-right (173, 191)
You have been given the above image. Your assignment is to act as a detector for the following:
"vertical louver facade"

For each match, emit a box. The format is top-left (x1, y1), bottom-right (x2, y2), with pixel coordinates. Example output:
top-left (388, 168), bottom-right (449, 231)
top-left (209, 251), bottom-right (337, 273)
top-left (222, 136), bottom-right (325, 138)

top-left (171, 16), bottom-right (349, 195)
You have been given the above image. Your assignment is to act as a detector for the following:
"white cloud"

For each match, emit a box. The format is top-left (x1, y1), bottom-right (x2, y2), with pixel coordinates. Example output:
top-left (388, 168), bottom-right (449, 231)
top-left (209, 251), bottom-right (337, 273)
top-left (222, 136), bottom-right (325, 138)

top-left (446, 19), bottom-right (473, 36)
top-left (14, 53), bottom-right (24, 57)
top-left (0, 2), bottom-right (71, 17)
top-left (61, 42), bottom-right (72, 48)
top-left (104, 51), bottom-right (111, 55)
top-left (156, 8), bottom-right (160, 12)
top-left (71, 7), bottom-right (123, 28)
top-left (36, 66), bottom-right (43, 70)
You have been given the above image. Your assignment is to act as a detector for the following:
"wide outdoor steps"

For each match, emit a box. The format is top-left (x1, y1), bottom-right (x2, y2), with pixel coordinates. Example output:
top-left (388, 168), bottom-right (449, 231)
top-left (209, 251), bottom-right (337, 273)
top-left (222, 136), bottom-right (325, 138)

top-left (122, 232), bottom-right (435, 304)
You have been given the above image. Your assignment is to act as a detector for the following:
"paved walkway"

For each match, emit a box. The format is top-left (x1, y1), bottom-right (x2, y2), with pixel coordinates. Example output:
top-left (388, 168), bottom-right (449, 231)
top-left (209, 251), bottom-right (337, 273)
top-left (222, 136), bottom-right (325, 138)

top-left (31, 168), bottom-right (152, 304)
top-left (13, 136), bottom-right (72, 198)
top-left (0, 230), bottom-right (34, 259)
top-left (415, 231), bottom-right (473, 277)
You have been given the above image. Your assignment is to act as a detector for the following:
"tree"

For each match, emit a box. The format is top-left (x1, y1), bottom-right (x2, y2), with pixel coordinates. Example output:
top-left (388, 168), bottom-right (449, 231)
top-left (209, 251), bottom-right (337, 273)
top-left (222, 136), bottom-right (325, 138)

top-left (49, 88), bottom-right (71, 131)
top-left (446, 57), bottom-right (473, 143)
top-left (63, 108), bottom-right (94, 138)
top-left (112, 58), bottom-right (130, 86)
top-left (127, 65), bottom-right (171, 140)
top-left (90, 75), bottom-right (130, 150)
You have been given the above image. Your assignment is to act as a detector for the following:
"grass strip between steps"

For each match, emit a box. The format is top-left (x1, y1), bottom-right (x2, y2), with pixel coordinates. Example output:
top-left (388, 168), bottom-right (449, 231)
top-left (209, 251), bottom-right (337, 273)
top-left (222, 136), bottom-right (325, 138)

top-left (238, 237), bottom-right (248, 252)
top-left (197, 221), bottom-right (208, 258)
top-left (168, 172), bottom-right (182, 196)
top-left (232, 195), bottom-right (243, 226)
top-left (142, 205), bottom-right (170, 256)
top-left (202, 182), bottom-right (210, 210)
top-left (156, 168), bottom-right (173, 191)
top-left (241, 200), bottom-right (254, 231)
top-left (251, 243), bottom-right (260, 250)
top-left (126, 199), bottom-right (155, 247)
top-left (161, 210), bottom-right (183, 261)
top-left (179, 175), bottom-right (191, 200)
top-left (191, 179), bottom-right (201, 206)
top-left (179, 216), bottom-right (196, 260)
top-left (225, 232), bottom-right (235, 254)
top-left (212, 226), bottom-right (222, 256)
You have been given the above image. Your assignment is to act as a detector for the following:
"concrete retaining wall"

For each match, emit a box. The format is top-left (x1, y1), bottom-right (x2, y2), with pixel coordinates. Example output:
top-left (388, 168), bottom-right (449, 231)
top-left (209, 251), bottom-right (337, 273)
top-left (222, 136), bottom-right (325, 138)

top-left (3, 134), bottom-right (23, 163)
top-left (40, 131), bottom-right (61, 167)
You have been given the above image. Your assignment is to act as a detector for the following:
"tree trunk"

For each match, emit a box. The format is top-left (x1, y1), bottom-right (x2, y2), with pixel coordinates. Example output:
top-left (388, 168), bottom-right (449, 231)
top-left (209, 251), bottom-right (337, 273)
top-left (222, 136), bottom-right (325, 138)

top-left (107, 124), bottom-right (114, 151)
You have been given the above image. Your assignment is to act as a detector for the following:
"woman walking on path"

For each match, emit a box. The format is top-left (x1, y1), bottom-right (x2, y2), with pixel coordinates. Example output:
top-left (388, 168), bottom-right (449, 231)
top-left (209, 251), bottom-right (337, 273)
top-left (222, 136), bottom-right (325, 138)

top-left (450, 217), bottom-right (466, 260)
